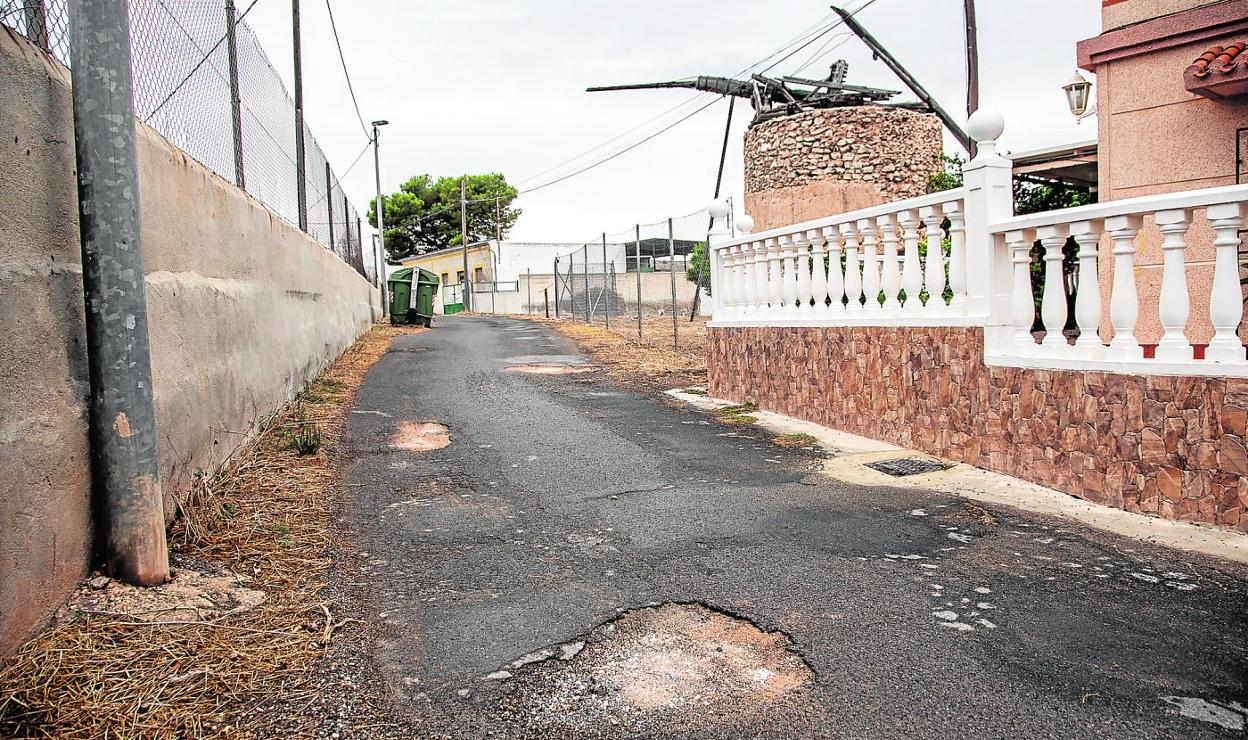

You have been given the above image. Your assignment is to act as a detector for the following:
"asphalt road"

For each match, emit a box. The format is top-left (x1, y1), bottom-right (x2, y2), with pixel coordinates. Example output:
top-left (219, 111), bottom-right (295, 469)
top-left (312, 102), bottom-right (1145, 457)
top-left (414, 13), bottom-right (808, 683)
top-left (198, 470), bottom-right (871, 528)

top-left (337, 315), bottom-right (1248, 739)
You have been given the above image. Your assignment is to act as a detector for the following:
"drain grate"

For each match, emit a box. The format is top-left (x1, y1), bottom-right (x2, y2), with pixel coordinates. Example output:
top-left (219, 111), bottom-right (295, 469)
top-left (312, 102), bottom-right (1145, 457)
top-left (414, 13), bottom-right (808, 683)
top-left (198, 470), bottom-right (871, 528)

top-left (866, 457), bottom-right (950, 477)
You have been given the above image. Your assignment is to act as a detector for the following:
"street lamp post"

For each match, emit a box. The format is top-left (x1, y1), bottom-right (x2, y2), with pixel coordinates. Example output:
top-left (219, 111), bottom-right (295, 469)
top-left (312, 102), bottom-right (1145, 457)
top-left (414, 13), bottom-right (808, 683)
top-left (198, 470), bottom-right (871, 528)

top-left (372, 119), bottom-right (389, 317)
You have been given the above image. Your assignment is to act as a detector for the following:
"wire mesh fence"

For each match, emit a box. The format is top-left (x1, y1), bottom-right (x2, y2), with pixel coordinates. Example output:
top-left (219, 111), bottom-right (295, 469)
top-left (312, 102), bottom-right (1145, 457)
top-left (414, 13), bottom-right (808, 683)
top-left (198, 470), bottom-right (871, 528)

top-left (548, 208), bottom-right (715, 350)
top-left (1, 0), bottom-right (373, 283)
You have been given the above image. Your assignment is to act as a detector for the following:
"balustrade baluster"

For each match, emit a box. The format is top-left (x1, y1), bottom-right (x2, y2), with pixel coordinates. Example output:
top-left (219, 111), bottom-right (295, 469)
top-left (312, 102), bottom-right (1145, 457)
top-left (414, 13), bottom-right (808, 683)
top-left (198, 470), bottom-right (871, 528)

top-left (1038, 225), bottom-right (1070, 352)
top-left (767, 237), bottom-right (783, 314)
top-left (1154, 209), bottom-right (1193, 362)
top-left (795, 232), bottom-right (814, 314)
top-left (1069, 220), bottom-right (1105, 359)
top-left (718, 247), bottom-right (735, 318)
top-left (878, 214), bottom-right (902, 312)
top-left (943, 201), bottom-right (966, 312)
top-left (858, 219), bottom-right (881, 313)
top-left (899, 209), bottom-right (922, 311)
top-left (1207, 202), bottom-right (1247, 363)
top-left (919, 205), bottom-right (945, 310)
top-left (726, 245), bottom-right (742, 319)
top-left (780, 235), bottom-right (798, 315)
top-left (1105, 215), bottom-right (1143, 361)
top-left (808, 229), bottom-right (829, 316)
top-left (825, 225), bottom-right (846, 314)
top-left (742, 241), bottom-right (760, 318)
top-left (1006, 230), bottom-right (1037, 353)
top-left (843, 222), bottom-right (862, 312)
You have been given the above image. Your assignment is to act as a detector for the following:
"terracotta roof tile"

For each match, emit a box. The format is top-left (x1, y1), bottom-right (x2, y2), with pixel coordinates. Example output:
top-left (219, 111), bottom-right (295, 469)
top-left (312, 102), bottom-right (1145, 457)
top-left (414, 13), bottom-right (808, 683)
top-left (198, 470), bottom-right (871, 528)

top-left (1188, 42), bottom-right (1245, 77)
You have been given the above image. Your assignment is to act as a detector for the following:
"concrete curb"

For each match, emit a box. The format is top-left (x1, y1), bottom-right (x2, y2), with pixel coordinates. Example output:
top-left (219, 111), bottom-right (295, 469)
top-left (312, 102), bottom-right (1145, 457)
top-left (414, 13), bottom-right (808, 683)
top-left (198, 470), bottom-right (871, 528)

top-left (665, 388), bottom-right (1248, 566)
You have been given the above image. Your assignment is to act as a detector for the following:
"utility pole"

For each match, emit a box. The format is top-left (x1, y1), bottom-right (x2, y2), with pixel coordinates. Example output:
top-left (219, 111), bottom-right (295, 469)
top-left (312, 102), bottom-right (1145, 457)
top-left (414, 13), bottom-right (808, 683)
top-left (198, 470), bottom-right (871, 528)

top-left (69, 0), bottom-right (169, 586)
top-left (635, 225), bottom-right (642, 337)
top-left (371, 120), bottom-right (389, 315)
top-left (292, 0), bottom-right (307, 231)
top-left (460, 177), bottom-right (470, 312)
top-left (669, 218), bottom-right (677, 350)
top-left (494, 191), bottom-right (501, 314)
top-left (964, 0), bottom-right (980, 159)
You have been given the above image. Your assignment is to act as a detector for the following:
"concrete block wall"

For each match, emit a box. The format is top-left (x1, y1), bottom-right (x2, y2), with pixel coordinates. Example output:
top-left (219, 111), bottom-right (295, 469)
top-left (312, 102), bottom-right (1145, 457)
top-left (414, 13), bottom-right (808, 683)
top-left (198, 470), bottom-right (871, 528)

top-left (0, 28), bottom-right (378, 655)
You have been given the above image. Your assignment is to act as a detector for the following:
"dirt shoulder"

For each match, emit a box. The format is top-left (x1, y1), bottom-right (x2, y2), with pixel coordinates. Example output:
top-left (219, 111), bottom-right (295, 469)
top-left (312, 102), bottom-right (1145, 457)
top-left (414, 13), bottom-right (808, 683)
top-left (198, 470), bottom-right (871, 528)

top-left (519, 315), bottom-right (709, 392)
top-left (0, 324), bottom-right (420, 739)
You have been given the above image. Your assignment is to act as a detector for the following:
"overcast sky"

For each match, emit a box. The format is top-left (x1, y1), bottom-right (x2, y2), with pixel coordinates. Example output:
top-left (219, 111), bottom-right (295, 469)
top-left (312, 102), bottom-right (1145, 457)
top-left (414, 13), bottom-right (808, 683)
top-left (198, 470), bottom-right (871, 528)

top-left (246, 0), bottom-right (1101, 244)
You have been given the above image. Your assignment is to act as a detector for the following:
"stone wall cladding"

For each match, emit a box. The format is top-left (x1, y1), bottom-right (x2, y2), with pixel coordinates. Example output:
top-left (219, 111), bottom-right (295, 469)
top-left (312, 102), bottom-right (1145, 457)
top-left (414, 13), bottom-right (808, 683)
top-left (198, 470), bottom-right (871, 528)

top-left (707, 326), bottom-right (1248, 531)
top-left (743, 106), bottom-right (942, 198)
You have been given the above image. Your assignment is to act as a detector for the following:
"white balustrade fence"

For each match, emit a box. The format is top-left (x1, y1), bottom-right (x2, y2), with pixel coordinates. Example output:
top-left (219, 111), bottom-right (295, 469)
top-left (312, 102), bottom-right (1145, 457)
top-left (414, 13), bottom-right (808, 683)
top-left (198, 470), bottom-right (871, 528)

top-left (988, 186), bottom-right (1248, 377)
top-left (707, 109), bottom-right (1248, 378)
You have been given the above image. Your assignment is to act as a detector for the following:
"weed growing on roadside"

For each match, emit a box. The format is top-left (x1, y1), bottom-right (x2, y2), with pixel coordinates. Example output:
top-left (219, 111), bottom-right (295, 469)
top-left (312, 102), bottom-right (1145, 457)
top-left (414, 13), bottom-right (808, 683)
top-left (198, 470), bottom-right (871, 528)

top-left (773, 433), bottom-right (818, 448)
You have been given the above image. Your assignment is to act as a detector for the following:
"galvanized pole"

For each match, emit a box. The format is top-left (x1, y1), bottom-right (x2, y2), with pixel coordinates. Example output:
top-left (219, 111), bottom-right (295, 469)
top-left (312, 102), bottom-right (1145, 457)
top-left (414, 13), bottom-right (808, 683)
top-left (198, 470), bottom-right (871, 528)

top-left (22, 0), bottom-right (48, 50)
top-left (460, 177), bottom-right (470, 312)
top-left (224, 0), bottom-right (245, 189)
top-left (527, 268), bottom-right (532, 314)
top-left (635, 225), bottom-right (642, 337)
top-left (553, 259), bottom-right (561, 318)
top-left (69, 0), bottom-right (169, 586)
top-left (292, 0), bottom-right (308, 231)
top-left (325, 163), bottom-right (335, 249)
top-left (372, 123), bottom-right (388, 315)
top-left (583, 244), bottom-right (591, 323)
top-left (669, 218), bottom-right (678, 350)
top-left (602, 233), bottom-right (609, 329)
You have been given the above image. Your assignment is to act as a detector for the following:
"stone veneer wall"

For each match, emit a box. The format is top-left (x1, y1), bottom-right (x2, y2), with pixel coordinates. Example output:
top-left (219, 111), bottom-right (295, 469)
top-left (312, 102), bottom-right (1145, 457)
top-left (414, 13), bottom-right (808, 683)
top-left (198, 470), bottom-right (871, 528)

top-left (743, 107), bottom-right (942, 232)
top-left (707, 326), bottom-right (1248, 531)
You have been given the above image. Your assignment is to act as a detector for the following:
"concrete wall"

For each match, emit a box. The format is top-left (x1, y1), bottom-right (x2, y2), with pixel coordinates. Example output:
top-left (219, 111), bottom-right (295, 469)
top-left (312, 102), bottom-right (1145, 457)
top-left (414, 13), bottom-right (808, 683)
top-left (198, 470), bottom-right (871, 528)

top-left (0, 28), bottom-right (378, 655)
top-left (709, 326), bottom-right (1248, 531)
top-left (743, 107), bottom-right (943, 232)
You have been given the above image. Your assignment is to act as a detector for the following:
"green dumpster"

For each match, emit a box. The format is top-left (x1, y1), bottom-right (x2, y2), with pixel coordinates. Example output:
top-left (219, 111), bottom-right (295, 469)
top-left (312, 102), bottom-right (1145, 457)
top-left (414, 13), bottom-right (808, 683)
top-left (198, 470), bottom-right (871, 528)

top-left (387, 267), bottom-right (440, 327)
top-left (412, 268), bottom-right (439, 327)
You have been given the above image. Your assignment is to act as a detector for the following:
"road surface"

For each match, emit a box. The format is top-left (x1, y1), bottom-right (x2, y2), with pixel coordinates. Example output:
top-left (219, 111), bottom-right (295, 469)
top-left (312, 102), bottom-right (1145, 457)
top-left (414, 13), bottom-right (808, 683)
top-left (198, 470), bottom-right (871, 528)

top-left (334, 315), bottom-right (1248, 738)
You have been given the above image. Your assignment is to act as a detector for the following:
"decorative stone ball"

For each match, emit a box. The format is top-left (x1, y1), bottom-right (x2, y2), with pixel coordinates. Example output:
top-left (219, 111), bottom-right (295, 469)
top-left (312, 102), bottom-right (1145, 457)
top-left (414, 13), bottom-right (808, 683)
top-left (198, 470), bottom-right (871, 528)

top-left (967, 108), bottom-right (1004, 144)
top-left (707, 199), bottom-right (730, 219)
top-left (736, 214), bottom-right (755, 234)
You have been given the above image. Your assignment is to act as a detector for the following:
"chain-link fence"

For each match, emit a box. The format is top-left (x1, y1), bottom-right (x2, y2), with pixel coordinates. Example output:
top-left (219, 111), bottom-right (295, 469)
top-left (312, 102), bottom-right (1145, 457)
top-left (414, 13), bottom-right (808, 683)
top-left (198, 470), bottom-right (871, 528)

top-left (547, 208), bottom-right (716, 350)
top-left (1, 0), bottom-right (373, 282)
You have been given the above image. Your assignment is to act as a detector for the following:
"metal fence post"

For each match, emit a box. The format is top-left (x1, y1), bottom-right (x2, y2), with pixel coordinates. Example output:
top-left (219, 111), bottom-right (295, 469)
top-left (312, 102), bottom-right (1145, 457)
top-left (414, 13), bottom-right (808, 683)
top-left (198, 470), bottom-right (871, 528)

top-left (635, 224), bottom-right (642, 337)
top-left (554, 259), bottom-right (561, 319)
top-left (602, 233), bottom-right (610, 329)
top-left (583, 243), bottom-right (591, 323)
top-left (69, 0), bottom-right (169, 586)
top-left (669, 217), bottom-right (678, 350)
top-left (224, 0), bottom-right (245, 189)
top-left (325, 163), bottom-right (335, 249)
top-left (22, 0), bottom-right (49, 50)
top-left (292, 0), bottom-right (308, 231)
top-left (527, 268), bottom-right (532, 314)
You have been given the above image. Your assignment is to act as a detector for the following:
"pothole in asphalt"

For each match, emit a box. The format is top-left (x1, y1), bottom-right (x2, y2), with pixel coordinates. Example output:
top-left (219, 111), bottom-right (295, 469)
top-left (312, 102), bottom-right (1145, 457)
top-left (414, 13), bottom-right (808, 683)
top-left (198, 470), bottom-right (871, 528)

top-left (390, 421), bottom-right (450, 451)
top-left (497, 603), bottom-right (812, 729)
top-left (506, 363), bottom-right (600, 375)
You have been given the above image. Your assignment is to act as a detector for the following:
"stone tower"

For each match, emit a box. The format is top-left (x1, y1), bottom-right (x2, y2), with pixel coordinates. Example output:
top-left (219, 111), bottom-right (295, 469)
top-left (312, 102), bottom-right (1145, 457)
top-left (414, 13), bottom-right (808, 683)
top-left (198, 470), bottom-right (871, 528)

top-left (743, 106), bottom-right (943, 232)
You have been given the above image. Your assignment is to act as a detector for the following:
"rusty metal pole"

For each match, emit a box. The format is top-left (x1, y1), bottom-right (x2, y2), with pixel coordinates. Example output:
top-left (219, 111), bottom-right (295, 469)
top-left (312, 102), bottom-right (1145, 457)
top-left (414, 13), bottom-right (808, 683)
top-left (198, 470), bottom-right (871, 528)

top-left (69, 0), bottom-right (169, 586)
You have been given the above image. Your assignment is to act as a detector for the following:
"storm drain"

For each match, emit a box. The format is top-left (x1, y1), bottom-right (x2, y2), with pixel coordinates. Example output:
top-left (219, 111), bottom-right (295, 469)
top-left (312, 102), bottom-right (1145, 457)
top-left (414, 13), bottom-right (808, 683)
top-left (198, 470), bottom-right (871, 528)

top-left (867, 457), bottom-right (951, 477)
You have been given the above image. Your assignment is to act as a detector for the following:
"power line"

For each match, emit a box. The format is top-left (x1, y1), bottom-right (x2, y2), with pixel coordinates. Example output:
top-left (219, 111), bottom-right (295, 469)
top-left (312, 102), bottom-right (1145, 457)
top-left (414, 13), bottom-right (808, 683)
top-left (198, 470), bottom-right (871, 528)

top-left (515, 0), bottom-right (883, 195)
top-left (515, 11), bottom-right (847, 188)
top-left (324, 0), bottom-right (370, 140)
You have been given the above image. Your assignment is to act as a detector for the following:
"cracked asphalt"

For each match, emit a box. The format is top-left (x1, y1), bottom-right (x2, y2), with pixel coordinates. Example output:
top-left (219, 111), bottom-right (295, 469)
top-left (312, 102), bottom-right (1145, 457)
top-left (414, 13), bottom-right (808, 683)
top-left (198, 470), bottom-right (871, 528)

top-left (336, 315), bottom-right (1248, 738)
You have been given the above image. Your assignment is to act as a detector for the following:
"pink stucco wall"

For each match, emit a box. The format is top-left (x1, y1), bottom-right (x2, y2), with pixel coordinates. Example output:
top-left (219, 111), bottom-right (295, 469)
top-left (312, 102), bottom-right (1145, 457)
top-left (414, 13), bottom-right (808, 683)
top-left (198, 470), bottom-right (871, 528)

top-left (1079, 0), bottom-right (1248, 349)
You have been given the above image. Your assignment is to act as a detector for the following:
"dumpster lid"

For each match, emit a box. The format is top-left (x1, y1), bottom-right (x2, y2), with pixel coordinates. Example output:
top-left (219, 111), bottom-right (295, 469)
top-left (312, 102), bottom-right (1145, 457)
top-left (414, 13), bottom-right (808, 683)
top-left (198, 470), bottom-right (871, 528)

top-left (388, 267), bottom-right (415, 284)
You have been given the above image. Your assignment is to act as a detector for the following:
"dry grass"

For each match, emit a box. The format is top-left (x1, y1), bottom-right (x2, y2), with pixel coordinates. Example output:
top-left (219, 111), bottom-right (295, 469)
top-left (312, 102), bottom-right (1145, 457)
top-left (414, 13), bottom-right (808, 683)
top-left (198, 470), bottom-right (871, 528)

top-left (772, 433), bottom-right (818, 448)
top-left (0, 324), bottom-right (420, 739)
top-left (526, 314), bottom-right (708, 390)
